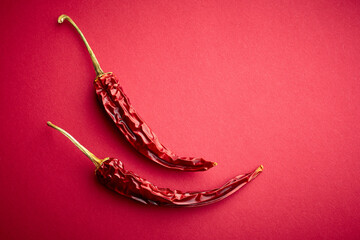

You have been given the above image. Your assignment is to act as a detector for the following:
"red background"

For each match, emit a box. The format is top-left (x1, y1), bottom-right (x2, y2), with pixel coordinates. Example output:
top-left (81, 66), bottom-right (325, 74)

top-left (1, 0), bottom-right (360, 239)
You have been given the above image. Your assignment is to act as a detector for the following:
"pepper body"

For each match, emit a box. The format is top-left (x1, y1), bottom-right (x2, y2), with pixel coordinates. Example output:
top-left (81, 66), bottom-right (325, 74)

top-left (47, 121), bottom-right (263, 208)
top-left (95, 73), bottom-right (216, 171)
top-left (96, 158), bottom-right (262, 207)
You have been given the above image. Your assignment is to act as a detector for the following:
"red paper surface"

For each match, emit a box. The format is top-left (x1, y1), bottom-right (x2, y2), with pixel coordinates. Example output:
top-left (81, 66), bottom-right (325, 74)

top-left (1, 0), bottom-right (360, 239)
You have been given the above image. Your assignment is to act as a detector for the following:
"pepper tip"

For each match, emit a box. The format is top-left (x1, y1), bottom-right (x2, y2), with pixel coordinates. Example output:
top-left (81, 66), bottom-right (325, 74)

top-left (47, 121), bottom-right (52, 126)
top-left (213, 162), bottom-right (218, 167)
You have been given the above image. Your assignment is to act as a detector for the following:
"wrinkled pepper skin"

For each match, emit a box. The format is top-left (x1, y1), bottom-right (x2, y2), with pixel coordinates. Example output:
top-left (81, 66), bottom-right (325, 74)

top-left (95, 73), bottom-right (216, 171)
top-left (96, 158), bottom-right (263, 207)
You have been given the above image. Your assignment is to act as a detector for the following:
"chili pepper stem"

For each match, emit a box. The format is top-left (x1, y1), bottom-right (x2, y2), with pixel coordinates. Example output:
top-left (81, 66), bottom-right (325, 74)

top-left (58, 14), bottom-right (104, 77)
top-left (47, 121), bottom-right (108, 168)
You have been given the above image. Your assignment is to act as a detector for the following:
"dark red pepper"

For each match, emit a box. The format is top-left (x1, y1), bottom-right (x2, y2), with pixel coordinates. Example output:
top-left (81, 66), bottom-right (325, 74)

top-left (58, 14), bottom-right (216, 171)
top-left (94, 72), bottom-right (216, 171)
top-left (47, 121), bottom-right (263, 207)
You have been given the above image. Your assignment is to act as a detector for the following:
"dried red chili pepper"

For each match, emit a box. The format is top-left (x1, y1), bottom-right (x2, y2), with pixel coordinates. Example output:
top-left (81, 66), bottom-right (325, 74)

top-left (47, 121), bottom-right (263, 207)
top-left (58, 14), bottom-right (216, 171)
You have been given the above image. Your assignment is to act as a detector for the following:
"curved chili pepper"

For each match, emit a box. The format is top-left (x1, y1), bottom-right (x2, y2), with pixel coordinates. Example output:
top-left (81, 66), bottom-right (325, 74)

top-left (47, 121), bottom-right (263, 207)
top-left (58, 14), bottom-right (216, 171)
